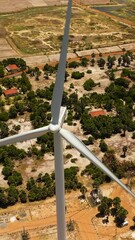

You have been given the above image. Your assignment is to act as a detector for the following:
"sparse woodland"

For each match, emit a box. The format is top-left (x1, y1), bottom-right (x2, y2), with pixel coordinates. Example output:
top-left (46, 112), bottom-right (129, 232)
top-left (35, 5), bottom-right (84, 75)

top-left (0, 53), bottom-right (135, 226)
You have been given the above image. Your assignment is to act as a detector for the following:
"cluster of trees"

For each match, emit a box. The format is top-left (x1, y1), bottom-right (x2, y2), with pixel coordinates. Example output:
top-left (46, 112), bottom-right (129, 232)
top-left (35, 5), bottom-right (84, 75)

top-left (81, 150), bottom-right (135, 187)
top-left (0, 58), bottom-right (27, 78)
top-left (90, 50), bottom-right (134, 69)
top-left (98, 196), bottom-right (128, 226)
top-left (2, 58), bottom-right (26, 70)
top-left (2, 72), bottom-right (32, 94)
top-left (0, 147), bottom-right (81, 208)
top-left (68, 58), bottom-right (89, 69)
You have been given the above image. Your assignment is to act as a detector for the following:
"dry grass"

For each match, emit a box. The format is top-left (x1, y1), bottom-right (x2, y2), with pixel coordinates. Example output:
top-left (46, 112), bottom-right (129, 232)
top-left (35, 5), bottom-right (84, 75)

top-left (0, 5), bottom-right (134, 55)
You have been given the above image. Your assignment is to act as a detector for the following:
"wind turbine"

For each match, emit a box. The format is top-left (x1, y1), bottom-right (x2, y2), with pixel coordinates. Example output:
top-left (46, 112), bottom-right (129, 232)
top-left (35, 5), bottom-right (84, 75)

top-left (0, 0), bottom-right (135, 239)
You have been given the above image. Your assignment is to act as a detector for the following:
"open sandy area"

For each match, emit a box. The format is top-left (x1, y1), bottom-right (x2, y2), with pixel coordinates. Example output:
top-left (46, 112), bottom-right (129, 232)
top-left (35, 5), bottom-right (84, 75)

top-left (0, 182), bottom-right (134, 240)
top-left (0, 0), bottom-right (68, 13)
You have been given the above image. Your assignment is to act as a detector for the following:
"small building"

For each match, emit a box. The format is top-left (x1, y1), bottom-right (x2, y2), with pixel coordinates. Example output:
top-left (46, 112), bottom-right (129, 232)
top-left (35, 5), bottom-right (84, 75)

top-left (90, 109), bottom-right (106, 118)
top-left (6, 64), bottom-right (19, 73)
top-left (3, 88), bottom-right (18, 97)
top-left (90, 188), bottom-right (102, 205)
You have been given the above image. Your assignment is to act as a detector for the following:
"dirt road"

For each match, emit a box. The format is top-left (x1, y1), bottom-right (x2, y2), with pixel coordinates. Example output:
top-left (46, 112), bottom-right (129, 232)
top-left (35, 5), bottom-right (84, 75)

top-left (0, 183), bottom-right (134, 239)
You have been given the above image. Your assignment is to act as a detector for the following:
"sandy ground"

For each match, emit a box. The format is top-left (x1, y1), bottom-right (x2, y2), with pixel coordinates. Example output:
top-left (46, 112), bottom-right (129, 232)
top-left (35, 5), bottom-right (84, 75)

top-left (0, 183), bottom-right (134, 240)
top-left (0, 0), bottom-right (68, 13)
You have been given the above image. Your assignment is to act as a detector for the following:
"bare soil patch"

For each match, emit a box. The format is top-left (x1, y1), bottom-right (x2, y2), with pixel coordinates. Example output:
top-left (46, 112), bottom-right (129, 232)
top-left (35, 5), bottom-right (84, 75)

top-left (0, 5), bottom-right (134, 55)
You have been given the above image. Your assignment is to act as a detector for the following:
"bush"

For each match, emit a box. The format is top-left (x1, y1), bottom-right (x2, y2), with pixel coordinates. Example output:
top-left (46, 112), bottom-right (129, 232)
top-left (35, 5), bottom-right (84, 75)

top-left (66, 153), bottom-right (72, 159)
top-left (83, 79), bottom-right (96, 91)
top-left (71, 158), bottom-right (77, 163)
top-left (87, 69), bottom-right (92, 74)
top-left (71, 71), bottom-right (84, 79)
top-left (99, 140), bottom-right (108, 152)
top-left (132, 132), bottom-right (135, 139)
top-left (68, 61), bottom-right (80, 68)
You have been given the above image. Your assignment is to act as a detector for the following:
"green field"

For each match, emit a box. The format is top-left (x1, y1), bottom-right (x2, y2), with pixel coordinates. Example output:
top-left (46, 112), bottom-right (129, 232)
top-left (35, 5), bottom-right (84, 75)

top-left (0, 5), bottom-right (135, 55)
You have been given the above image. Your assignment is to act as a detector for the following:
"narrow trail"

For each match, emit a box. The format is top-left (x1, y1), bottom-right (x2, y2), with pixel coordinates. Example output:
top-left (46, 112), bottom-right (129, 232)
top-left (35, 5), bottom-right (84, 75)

top-left (0, 183), bottom-right (134, 240)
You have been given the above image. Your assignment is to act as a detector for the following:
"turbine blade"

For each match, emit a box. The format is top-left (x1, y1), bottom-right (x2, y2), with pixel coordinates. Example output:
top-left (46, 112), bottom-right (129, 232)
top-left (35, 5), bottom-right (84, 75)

top-left (51, 0), bottom-right (72, 125)
top-left (0, 126), bottom-right (49, 146)
top-left (60, 128), bottom-right (135, 198)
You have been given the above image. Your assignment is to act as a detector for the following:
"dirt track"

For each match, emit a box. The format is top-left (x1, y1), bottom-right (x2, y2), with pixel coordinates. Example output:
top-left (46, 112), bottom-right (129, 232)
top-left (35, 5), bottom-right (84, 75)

top-left (0, 183), bottom-right (134, 240)
top-left (73, 0), bottom-right (135, 27)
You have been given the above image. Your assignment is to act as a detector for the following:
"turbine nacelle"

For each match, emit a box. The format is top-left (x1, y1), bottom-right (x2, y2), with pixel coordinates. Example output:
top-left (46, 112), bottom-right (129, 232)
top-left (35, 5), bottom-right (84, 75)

top-left (50, 106), bottom-right (67, 132)
top-left (49, 124), bottom-right (60, 133)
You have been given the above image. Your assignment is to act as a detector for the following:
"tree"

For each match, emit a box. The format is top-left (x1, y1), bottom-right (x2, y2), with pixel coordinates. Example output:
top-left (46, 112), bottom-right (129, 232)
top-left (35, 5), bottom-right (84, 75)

top-left (115, 206), bottom-right (128, 225)
top-left (7, 185), bottom-right (19, 205)
top-left (83, 79), bottom-right (96, 91)
top-left (0, 64), bottom-right (4, 78)
top-left (80, 186), bottom-right (87, 199)
top-left (68, 61), bottom-right (80, 68)
top-left (9, 106), bottom-right (17, 119)
top-left (98, 197), bottom-right (112, 217)
top-left (98, 58), bottom-right (105, 69)
top-left (21, 228), bottom-right (30, 240)
top-left (90, 58), bottom-right (95, 66)
top-left (132, 216), bottom-right (135, 228)
top-left (8, 171), bottom-right (23, 186)
top-left (67, 219), bottom-right (75, 231)
top-left (19, 190), bottom-right (27, 203)
top-left (122, 146), bottom-right (128, 158)
top-left (0, 122), bottom-right (9, 138)
top-left (113, 197), bottom-right (121, 209)
top-left (71, 71), bottom-right (84, 79)
top-left (118, 57), bottom-right (122, 66)
top-left (81, 57), bottom-right (89, 67)
top-left (99, 140), bottom-right (108, 152)
top-left (108, 69), bottom-right (115, 81)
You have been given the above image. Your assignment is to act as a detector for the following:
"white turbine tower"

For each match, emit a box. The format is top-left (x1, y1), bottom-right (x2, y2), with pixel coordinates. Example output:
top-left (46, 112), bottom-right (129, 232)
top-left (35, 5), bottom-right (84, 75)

top-left (0, 0), bottom-right (135, 239)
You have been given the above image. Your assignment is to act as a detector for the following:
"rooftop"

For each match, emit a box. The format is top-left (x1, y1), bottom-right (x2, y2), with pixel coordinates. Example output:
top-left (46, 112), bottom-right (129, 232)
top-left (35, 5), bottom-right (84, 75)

top-left (90, 109), bottom-right (107, 117)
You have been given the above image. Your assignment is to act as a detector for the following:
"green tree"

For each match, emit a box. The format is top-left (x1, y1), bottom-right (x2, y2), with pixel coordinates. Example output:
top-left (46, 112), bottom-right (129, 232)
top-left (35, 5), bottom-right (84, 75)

top-left (99, 140), bottom-right (108, 152)
top-left (113, 197), bottom-right (121, 209)
top-left (115, 206), bottom-right (128, 225)
top-left (68, 61), bottom-right (80, 68)
top-left (21, 228), bottom-right (30, 240)
top-left (67, 219), bottom-right (75, 231)
top-left (122, 146), bottom-right (128, 158)
top-left (81, 57), bottom-right (89, 67)
top-left (9, 106), bottom-right (17, 119)
top-left (97, 58), bottom-right (105, 69)
top-left (90, 58), bottom-right (95, 66)
top-left (0, 64), bottom-right (4, 78)
top-left (0, 191), bottom-right (8, 208)
top-left (8, 171), bottom-right (23, 186)
top-left (80, 186), bottom-right (87, 198)
top-left (71, 71), bottom-right (84, 79)
top-left (0, 122), bottom-right (9, 138)
top-left (132, 216), bottom-right (135, 228)
top-left (83, 79), bottom-right (96, 91)
top-left (7, 185), bottom-right (19, 206)
top-left (19, 190), bottom-right (27, 203)
top-left (98, 197), bottom-right (112, 217)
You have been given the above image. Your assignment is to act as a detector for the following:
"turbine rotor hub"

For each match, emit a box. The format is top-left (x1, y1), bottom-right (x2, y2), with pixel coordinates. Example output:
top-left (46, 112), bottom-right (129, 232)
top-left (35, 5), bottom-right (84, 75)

top-left (49, 124), bottom-right (60, 133)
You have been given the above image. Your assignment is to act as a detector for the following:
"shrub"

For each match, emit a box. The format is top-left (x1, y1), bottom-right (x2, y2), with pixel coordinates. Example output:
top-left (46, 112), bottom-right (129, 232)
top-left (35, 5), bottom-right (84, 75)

top-left (71, 71), bottom-right (84, 79)
top-left (66, 153), bottom-right (72, 159)
top-left (83, 79), bottom-right (96, 91)
top-left (87, 69), bottom-right (92, 74)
